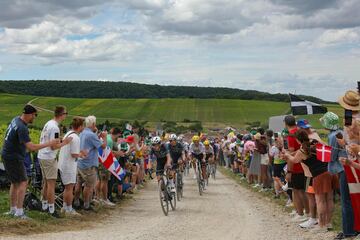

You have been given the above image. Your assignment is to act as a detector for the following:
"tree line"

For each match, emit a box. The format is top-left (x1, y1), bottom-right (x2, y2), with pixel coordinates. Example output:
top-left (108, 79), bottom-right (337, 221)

top-left (0, 80), bottom-right (331, 103)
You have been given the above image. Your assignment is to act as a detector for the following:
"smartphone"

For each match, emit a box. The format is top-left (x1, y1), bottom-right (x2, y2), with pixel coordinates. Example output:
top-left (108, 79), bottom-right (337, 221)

top-left (102, 125), bottom-right (107, 131)
top-left (345, 109), bottom-right (353, 126)
top-left (274, 133), bottom-right (279, 138)
top-left (358, 81), bottom-right (360, 94)
top-left (54, 132), bottom-right (59, 139)
top-left (283, 139), bottom-right (289, 150)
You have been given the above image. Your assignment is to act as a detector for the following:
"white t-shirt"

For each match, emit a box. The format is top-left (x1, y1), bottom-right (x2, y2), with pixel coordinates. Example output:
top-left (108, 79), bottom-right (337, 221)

top-left (38, 119), bottom-right (60, 160)
top-left (58, 131), bottom-right (80, 173)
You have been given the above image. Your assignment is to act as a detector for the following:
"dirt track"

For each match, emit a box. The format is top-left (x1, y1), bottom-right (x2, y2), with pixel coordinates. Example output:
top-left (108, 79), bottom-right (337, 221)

top-left (2, 170), bottom-right (336, 240)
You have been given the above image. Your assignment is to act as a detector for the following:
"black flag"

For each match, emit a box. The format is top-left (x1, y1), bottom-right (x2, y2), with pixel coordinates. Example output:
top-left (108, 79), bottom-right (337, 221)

top-left (289, 94), bottom-right (327, 115)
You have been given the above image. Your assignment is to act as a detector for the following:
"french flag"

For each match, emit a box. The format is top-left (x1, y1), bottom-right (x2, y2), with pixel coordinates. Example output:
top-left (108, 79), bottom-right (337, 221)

top-left (98, 147), bottom-right (126, 181)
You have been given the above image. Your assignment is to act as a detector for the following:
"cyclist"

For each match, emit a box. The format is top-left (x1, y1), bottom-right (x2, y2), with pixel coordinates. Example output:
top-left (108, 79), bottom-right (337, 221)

top-left (168, 134), bottom-right (185, 170)
top-left (150, 136), bottom-right (174, 192)
top-left (189, 135), bottom-right (206, 182)
top-left (167, 134), bottom-right (185, 192)
top-left (204, 140), bottom-right (214, 164)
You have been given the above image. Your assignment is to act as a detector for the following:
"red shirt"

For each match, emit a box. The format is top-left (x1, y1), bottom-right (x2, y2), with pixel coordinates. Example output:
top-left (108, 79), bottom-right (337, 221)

top-left (287, 127), bottom-right (303, 173)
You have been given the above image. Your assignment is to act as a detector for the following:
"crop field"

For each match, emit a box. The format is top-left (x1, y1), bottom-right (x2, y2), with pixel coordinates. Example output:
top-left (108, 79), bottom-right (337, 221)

top-left (0, 93), bottom-right (343, 130)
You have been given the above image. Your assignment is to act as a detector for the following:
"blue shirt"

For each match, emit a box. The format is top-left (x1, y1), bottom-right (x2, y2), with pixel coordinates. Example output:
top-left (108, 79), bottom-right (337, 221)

top-left (1, 117), bottom-right (31, 161)
top-left (77, 128), bottom-right (102, 169)
top-left (328, 130), bottom-right (345, 174)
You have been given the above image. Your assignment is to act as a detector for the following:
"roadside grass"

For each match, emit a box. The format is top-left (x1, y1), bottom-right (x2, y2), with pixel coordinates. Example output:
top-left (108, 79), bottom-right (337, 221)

top-left (219, 167), bottom-right (342, 232)
top-left (0, 187), bottom-right (138, 236)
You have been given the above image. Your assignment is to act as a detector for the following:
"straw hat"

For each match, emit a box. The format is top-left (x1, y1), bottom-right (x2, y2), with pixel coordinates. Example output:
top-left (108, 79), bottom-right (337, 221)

top-left (338, 90), bottom-right (360, 111)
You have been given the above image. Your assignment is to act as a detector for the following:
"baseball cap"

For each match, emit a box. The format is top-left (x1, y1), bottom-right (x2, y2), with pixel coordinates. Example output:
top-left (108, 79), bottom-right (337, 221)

top-left (125, 135), bottom-right (135, 143)
top-left (23, 104), bottom-right (37, 114)
top-left (297, 119), bottom-right (312, 129)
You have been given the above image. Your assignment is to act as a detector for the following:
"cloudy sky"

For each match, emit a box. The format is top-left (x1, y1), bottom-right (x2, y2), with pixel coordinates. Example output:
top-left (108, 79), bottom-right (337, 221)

top-left (0, 0), bottom-right (359, 101)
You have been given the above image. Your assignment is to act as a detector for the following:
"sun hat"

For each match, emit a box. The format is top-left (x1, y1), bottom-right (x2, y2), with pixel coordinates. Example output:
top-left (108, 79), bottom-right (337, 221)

top-left (338, 90), bottom-right (360, 111)
top-left (319, 112), bottom-right (339, 130)
top-left (254, 133), bottom-right (261, 140)
top-left (297, 119), bottom-right (312, 129)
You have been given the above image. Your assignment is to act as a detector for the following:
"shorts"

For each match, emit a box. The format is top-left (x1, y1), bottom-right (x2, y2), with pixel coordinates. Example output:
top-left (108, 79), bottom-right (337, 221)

top-left (60, 171), bottom-right (77, 185)
top-left (313, 172), bottom-right (339, 194)
top-left (156, 159), bottom-right (166, 176)
top-left (39, 159), bottom-right (58, 180)
top-left (171, 157), bottom-right (181, 170)
top-left (192, 153), bottom-right (205, 167)
top-left (291, 173), bottom-right (306, 190)
top-left (273, 163), bottom-right (286, 178)
top-left (98, 164), bottom-right (111, 181)
top-left (2, 158), bottom-right (27, 183)
top-left (77, 167), bottom-right (97, 188)
top-left (260, 154), bottom-right (269, 165)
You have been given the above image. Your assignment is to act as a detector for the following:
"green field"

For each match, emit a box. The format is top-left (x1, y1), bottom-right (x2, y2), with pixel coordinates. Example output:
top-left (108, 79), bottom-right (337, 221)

top-left (0, 93), bottom-right (343, 130)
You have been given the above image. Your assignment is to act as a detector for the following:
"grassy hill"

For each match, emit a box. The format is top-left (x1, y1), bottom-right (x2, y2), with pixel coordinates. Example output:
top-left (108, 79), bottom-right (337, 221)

top-left (0, 93), bottom-right (342, 130)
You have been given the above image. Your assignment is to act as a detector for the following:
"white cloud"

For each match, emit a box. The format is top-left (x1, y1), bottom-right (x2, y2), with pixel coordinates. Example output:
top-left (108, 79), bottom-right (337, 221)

top-left (0, 18), bottom-right (141, 64)
top-left (0, 65), bottom-right (2, 72)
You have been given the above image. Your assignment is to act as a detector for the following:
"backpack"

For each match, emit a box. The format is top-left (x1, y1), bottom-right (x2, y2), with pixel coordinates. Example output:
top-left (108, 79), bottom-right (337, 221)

top-left (24, 192), bottom-right (42, 211)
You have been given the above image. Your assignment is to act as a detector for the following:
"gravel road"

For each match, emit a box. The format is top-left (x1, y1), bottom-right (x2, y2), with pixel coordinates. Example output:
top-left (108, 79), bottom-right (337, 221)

top-left (1, 170), bottom-right (336, 240)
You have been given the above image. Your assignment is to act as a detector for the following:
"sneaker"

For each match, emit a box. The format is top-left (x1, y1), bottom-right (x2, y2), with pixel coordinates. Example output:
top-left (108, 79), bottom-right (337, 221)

top-left (60, 207), bottom-right (66, 214)
top-left (14, 213), bottom-right (31, 220)
top-left (50, 210), bottom-right (61, 218)
top-left (252, 184), bottom-right (260, 188)
top-left (101, 199), bottom-right (116, 207)
top-left (299, 218), bottom-right (318, 229)
top-left (291, 214), bottom-right (308, 223)
top-left (3, 211), bottom-right (16, 217)
top-left (193, 175), bottom-right (197, 179)
top-left (65, 209), bottom-right (81, 217)
top-left (259, 188), bottom-right (266, 193)
top-left (334, 232), bottom-right (357, 240)
top-left (282, 183), bottom-right (289, 191)
top-left (286, 199), bottom-right (293, 207)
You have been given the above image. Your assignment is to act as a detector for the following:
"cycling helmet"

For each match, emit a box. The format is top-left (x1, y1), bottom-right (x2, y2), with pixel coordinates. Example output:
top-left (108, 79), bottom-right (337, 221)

top-left (204, 140), bottom-right (210, 146)
top-left (169, 134), bottom-right (177, 141)
top-left (192, 135), bottom-right (200, 142)
top-left (151, 136), bottom-right (161, 145)
top-left (177, 135), bottom-right (184, 142)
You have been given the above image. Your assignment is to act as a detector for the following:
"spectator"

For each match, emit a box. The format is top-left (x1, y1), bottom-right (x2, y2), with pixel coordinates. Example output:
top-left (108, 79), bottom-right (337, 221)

top-left (284, 129), bottom-right (338, 233)
top-left (74, 116), bottom-right (107, 211)
top-left (58, 117), bottom-right (86, 216)
top-left (1, 105), bottom-right (59, 219)
top-left (334, 90), bottom-right (360, 239)
top-left (284, 115), bottom-right (309, 222)
top-left (38, 105), bottom-right (72, 218)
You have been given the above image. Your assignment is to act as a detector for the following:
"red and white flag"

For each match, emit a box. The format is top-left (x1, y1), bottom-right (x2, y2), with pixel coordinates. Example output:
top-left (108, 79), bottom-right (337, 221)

top-left (315, 143), bottom-right (332, 162)
top-left (344, 161), bottom-right (360, 231)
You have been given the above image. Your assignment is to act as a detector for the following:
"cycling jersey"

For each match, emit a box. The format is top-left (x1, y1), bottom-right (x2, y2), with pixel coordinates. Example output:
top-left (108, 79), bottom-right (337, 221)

top-left (151, 144), bottom-right (169, 176)
top-left (167, 142), bottom-right (184, 162)
top-left (205, 145), bottom-right (214, 155)
top-left (189, 142), bottom-right (205, 155)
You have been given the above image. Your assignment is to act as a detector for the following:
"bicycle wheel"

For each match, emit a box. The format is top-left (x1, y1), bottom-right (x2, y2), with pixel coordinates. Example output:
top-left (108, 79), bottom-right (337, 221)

top-left (211, 165), bottom-right (216, 180)
top-left (159, 178), bottom-right (169, 216)
top-left (169, 181), bottom-right (176, 211)
top-left (197, 167), bottom-right (203, 196)
top-left (177, 172), bottom-right (183, 201)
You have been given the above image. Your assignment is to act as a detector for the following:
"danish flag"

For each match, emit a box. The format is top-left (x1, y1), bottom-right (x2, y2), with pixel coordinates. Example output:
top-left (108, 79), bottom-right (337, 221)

top-left (315, 143), bottom-right (332, 162)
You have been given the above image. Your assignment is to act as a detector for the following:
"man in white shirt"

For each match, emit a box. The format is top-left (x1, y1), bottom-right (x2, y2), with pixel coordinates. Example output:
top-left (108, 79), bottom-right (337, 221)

top-left (58, 117), bottom-right (86, 216)
top-left (38, 106), bottom-right (72, 218)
